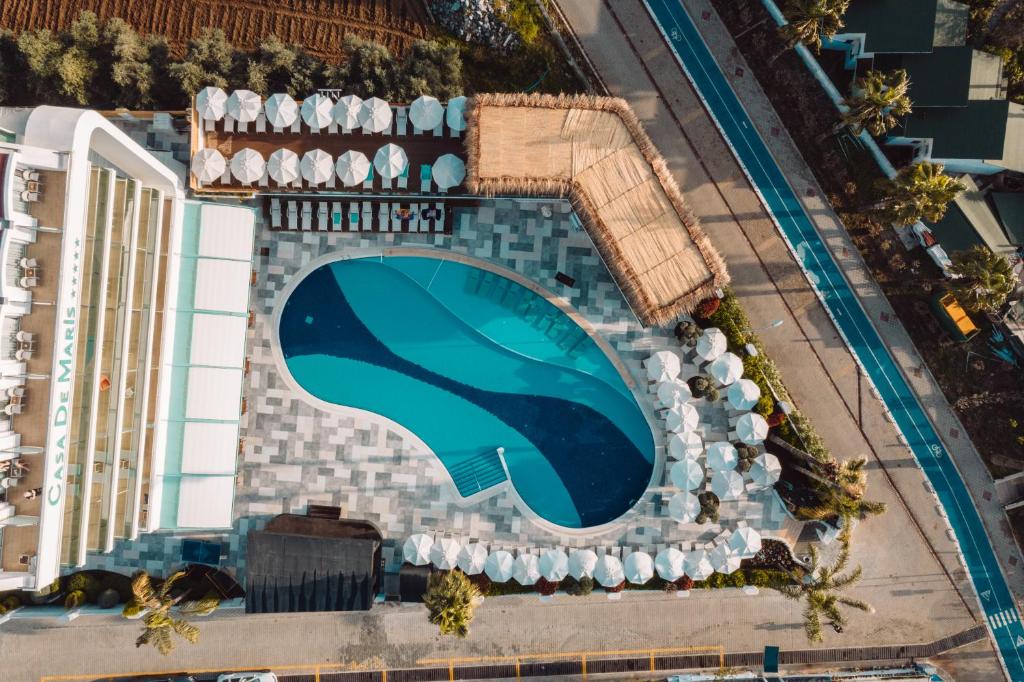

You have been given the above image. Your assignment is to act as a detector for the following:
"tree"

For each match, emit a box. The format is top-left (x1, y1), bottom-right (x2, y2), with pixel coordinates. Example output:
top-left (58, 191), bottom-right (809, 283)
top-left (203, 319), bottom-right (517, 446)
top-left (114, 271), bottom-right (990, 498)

top-left (245, 35), bottom-right (324, 97)
top-left (949, 245), bottom-right (1019, 313)
top-left (696, 491), bottom-right (720, 524)
top-left (674, 320), bottom-right (701, 347)
top-left (100, 17), bottom-right (154, 108)
top-left (326, 35), bottom-right (400, 100)
top-left (779, 0), bottom-right (850, 53)
top-left (128, 570), bottom-right (217, 656)
top-left (169, 28), bottom-right (240, 97)
top-left (838, 69), bottom-right (912, 136)
top-left (872, 162), bottom-right (966, 225)
top-left (399, 40), bottom-right (464, 100)
top-left (423, 570), bottom-right (481, 638)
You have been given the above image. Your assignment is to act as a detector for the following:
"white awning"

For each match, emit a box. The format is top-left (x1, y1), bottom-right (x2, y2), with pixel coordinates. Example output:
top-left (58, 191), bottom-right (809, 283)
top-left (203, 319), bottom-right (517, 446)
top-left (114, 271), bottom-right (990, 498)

top-left (199, 204), bottom-right (255, 260)
top-left (185, 367), bottom-right (243, 420)
top-left (176, 476), bottom-right (235, 528)
top-left (194, 259), bottom-right (251, 313)
top-left (189, 313), bottom-right (247, 367)
top-left (181, 422), bottom-right (239, 474)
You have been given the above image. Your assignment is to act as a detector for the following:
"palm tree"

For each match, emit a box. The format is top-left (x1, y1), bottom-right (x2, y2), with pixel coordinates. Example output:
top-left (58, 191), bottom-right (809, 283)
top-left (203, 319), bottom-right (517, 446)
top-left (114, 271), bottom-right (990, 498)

top-left (800, 456), bottom-right (886, 521)
top-left (872, 162), bottom-right (966, 226)
top-left (948, 245), bottom-right (1019, 313)
top-left (423, 570), bottom-right (481, 638)
top-left (778, 529), bottom-right (871, 642)
top-left (838, 69), bottom-right (912, 136)
top-left (779, 0), bottom-right (851, 53)
top-left (128, 571), bottom-right (218, 655)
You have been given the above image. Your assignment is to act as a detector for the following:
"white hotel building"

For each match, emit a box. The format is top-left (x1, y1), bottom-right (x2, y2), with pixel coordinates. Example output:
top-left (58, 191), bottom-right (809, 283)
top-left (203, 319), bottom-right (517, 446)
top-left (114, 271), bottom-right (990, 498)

top-left (0, 106), bottom-right (254, 591)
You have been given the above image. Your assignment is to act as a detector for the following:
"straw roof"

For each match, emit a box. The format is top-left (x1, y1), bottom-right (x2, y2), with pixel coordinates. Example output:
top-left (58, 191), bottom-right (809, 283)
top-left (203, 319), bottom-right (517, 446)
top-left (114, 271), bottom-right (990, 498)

top-left (465, 93), bottom-right (729, 326)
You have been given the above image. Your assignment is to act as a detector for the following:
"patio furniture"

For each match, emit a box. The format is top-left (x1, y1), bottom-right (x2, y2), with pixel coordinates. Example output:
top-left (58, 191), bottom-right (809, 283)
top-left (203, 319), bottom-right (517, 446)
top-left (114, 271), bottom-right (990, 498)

top-left (317, 203), bottom-right (329, 231)
top-left (331, 202), bottom-right (343, 231)
top-left (434, 203), bottom-right (445, 232)
top-left (20, 191), bottom-right (39, 202)
top-left (420, 164), bottom-right (432, 193)
top-left (409, 203), bottom-right (420, 232)
top-left (348, 203), bottom-right (359, 231)
top-left (223, 116), bottom-right (235, 133)
top-left (15, 330), bottom-right (33, 342)
top-left (26, 181), bottom-right (40, 193)
top-left (301, 202), bottom-right (312, 231)
top-left (19, 277), bottom-right (38, 288)
top-left (19, 258), bottom-right (37, 269)
top-left (391, 207), bottom-right (402, 232)
top-left (361, 202), bottom-right (372, 230)
top-left (4, 403), bottom-right (22, 416)
top-left (20, 169), bottom-right (39, 182)
top-left (257, 170), bottom-right (269, 188)
top-left (397, 164), bottom-right (409, 190)
top-left (7, 387), bottom-right (24, 399)
top-left (396, 106), bottom-right (408, 136)
top-left (270, 198), bottom-right (282, 229)
top-left (362, 165), bottom-right (374, 190)
top-left (286, 201), bottom-right (298, 230)
top-left (433, 121), bottom-right (443, 137)
top-left (255, 113), bottom-right (267, 133)
top-left (377, 203), bottom-right (389, 231)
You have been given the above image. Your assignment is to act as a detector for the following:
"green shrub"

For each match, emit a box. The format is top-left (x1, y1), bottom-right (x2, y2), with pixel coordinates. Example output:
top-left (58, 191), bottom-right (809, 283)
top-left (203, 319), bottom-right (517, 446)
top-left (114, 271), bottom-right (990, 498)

top-left (2, 595), bottom-right (21, 610)
top-left (728, 571), bottom-right (746, 588)
top-left (706, 573), bottom-right (726, 589)
top-left (64, 590), bottom-right (86, 609)
top-left (563, 576), bottom-right (593, 596)
top-left (66, 573), bottom-right (98, 596)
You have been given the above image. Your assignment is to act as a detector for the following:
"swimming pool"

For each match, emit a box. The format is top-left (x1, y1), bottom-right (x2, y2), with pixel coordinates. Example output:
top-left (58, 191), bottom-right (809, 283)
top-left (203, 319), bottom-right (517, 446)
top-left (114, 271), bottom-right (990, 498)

top-left (643, 1), bottom-right (1024, 677)
top-left (278, 254), bottom-right (656, 529)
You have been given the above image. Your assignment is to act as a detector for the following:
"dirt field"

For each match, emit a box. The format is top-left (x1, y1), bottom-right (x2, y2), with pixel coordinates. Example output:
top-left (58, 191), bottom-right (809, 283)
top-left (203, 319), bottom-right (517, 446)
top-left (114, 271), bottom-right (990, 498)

top-left (0, 0), bottom-right (433, 60)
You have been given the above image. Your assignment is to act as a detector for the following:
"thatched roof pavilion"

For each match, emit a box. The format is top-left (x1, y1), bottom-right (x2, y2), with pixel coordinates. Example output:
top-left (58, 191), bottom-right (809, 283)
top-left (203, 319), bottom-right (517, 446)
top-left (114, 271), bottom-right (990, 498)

top-left (465, 93), bottom-right (728, 327)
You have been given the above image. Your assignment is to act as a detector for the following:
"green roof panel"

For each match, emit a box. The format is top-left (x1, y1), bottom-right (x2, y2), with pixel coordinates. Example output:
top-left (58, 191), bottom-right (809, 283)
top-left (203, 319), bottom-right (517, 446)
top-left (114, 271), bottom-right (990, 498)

top-left (901, 99), bottom-right (1010, 160)
top-left (992, 192), bottom-right (1024, 245)
top-left (926, 204), bottom-right (984, 254)
top-left (843, 0), bottom-right (939, 54)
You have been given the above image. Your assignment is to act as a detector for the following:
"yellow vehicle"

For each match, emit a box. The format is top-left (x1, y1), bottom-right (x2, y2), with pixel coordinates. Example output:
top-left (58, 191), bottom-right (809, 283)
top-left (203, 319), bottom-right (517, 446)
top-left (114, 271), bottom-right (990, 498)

top-left (931, 291), bottom-right (979, 342)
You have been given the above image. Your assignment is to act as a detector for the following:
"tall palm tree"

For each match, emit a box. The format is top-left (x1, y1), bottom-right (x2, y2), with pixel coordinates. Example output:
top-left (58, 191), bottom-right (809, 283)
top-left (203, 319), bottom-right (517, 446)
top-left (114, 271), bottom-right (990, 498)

top-left (779, 0), bottom-right (851, 53)
top-left (873, 161), bottom-right (966, 226)
top-left (839, 69), bottom-right (912, 136)
top-left (778, 529), bottom-right (871, 642)
top-left (128, 570), bottom-right (218, 655)
top-left (949, 245), bottom-right (1019, 313)
top-left (424, 570), bottom-right (481, 638)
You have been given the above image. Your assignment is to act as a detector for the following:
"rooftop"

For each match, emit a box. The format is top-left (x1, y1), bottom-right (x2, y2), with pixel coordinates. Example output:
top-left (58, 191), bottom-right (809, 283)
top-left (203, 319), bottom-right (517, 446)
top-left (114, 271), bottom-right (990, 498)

top-left (842, 0), bottom-right (945, 54)
top-left (900, 99), bottom-right (1011, 161)
top-left (875, 47), bottom-right (1003, 108)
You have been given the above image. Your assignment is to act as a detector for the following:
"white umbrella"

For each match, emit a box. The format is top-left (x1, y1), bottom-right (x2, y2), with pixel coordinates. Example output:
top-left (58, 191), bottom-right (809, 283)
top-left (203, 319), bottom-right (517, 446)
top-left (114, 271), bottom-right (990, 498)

top-left (402, 534), bottom-right (433, 566)
top-left (227, 89), bottom-right (261, 123)
top-left (729, 527), bottom-right (763, 558)
top-left (736, 412), bottom-right (769, 445)
top-left (430, 538), bottom-right (460, 570)
top-left (301, 93), bottom-right (333, 130)
top-left (538, 548), bottom-right (570, 582)
top-left (593, 554), bottom-right (625, 588)
top-left (655, 547), bottom-right (685, 581)
top-left (696, 327), bottom-right (727, 361)
top-left (374, 143), bottom-right (408, 180)
top-left (711, 470), bottom-right (745, 501)
top-left (432, 153), bottom-right (466, 190)
top-left (360, 96), bottom-right (393, 133)
top-left (669, 459), bottom-right (704, 492)
top-left (301, 149), bottom-right (333, 185)
top-left (264, 93), bottom-right (298, 129)
top-left (484, 550), bottom-right (515, 582)
top-left (230, 148), bottom-right (264, 184)
top-left (196, 86), bottom-right (227, 120)
top-left (709, 542), bottom-right (742, 574)
top-left (645, 350), bottom-right (681, 382)
top-left (657, 379), bottom-right (692, 409)
top-left (728, 379), bottom-right (761, 411)
top-left (446, 95), bottom-right (467, 132)
top-left (457, 542), bottom-right (488, 575)
top-left (624, 551), bottom-right (654, 585)
top-left (684, 549), bottom-right (713, 581)
top-left (333, 94), bottom-right (363, 130)
top-left (267, 148), bottom-right (300, 186)
top-left (668, 431), bottom-right (703, 461)
top-left (335, 150), bottom-right (371, 187)
top-left (568, 549), bottom-right (598, 579)
top-left (410, 94), bottom-right (444, 131)
top-left (665, 402), bottom-right (699, 433)
top-left (513, 553), bottom-right (540, 586)
top-left (750, 453), bottom-right (782, 488)
top-left (710, 352), bottom-right (743, 386)
top-left (190, 148), bottom-right (225, 184)
top-left (668, 491), bottom-right (701, 523)
top-left (705, 441), bottom-right (738, 472)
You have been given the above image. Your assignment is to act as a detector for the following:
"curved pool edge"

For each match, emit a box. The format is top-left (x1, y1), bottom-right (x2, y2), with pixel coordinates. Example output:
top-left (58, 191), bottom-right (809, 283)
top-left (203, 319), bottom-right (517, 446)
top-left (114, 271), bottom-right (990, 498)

top-left (269, 245), bottom-right (668, 538)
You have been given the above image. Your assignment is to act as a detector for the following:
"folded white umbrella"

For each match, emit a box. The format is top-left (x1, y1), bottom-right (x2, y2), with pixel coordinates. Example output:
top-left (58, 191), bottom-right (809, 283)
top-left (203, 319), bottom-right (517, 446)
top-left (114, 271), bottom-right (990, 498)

top-left (430, 537), bottom-right (460, 570)
top-left (264, 93), bottom-right (298, 129)
top-left (513, 553), bottom-right (540, 586)
top-left (227, 89), bottom-right (261, 123)
top-left (624, 551), bottom-right (654, 585)
top-left (668, 491), bottom-right (701, 523)
top-left (705, 441), bottom-right (738, 472)
top-left (593, 554), bottom-right (625, 588)
top-left (645, 350), bottom-right (681, 382)
top-left (446, 95), bottom-right (467, 131)
top-left (668, 431), bottom-right (703, 461)
top-left (301, 93), bottom-right (333, 129)
top-left (657, 379), bottom-right (692, 409)
top-left (301, 148), bottom-right (333, 185)
top-left (333, 94), bottom-right (363, 129)
top-left (196, 86), bottom-right (227, 120)
top-left (374, 143), bottom-right (408, 180)
top-left (696, 327), bottom-right (727, 361)
top-left (190, 148), bottom-right (225, 184)
top-left (728, 378), bottom-right (761, 411)
top-left (709, 542), bottom-right (742, 574)
top-left (710, 352), bottom-right (743, 386)
top-left (432, 153), bottom-right (466, 189)
top-left (484, 550), bottom-right (515, 582)
top-left (665, 402), bottom-right (699, 433)
top-left (729, 526), bottom-right (763, 558)
top-left (402, 533), bottom-right (433, 566)
top-left (655, 547), bottom-right (685, 581)
top-left (711, 470), bottom-right (745, 501)
top-left (410, 94), bottom-right (444, 131)
top-left (267, 148), bottom-right (300, 186)
top-left (335, 150), bottom-right (371, 186)
top-left (684, 549), bottom-right (713, 581)
top-left (736, 412), bottom-right (769, 445)
top-left (750, 453), bottom-right (782, 488)
top-left (568, 549), bottom-right (598, 579)
top-left (230, 148), bottom-right (265, 184)
top-left (538, 548), bottom-right (570, 582)
top-left (669, 458), bottom-right (704, 491)
top-left (457, 542), bottom-right (488, 575)
top-left (360, 96), bottom-right (393, 133)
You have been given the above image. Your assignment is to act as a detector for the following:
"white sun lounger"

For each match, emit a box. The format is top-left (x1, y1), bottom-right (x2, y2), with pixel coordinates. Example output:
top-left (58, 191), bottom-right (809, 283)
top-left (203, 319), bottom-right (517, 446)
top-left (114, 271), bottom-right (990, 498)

top-left (270, 198), bottom-right (282, 229)
top-left (362, 171), bottom-right (373, 191)
top-left (255, 113), bottom-right (267, 133)
top-left (381, 174), bottom-right (392, 191)
top-left (434, 202), bottom-right (445, 232)
top-left (409, 203), bottom-right (419, 232)
top-left (220, 165), bottom-right (232, 185)
top-left (325, 173), bottom-right (336, 189)
top-left (378, 203), bottom-right (389, 231)
top-left (223, 116), bottom-right (235, 133)
top-left (391, 206), bottom-right (402, 232)
top-left (331, 202), bottom-right (343, 231)
top-left (290, 118), bottom-right (301, 134)
top-left (433, 122), bottom-right (443, 137)
top-left (317, 203), bottom-right (329, 231)
top-left (361, 202), bottom-right (373, 230)
top-left (347, 203), bottom-right (359, 231)
top-left (204, 118), bottom-right (215, 132)
top-left (301, 202), bottom-right (312, 231)
top-left (287, 201), bottom-right (298, 230)
top-left (237, 120), bottom-right (248, 134)
top-left (420, 165), bottom-right (431, 193)
top-left (258, 170), bottom-right (269, 188)
top-left (328, 121), bottom-right (339, 134)
top-left (397, 107), bottom-right (408, 136)
top-left (398, 168), bottom-right (408, 190)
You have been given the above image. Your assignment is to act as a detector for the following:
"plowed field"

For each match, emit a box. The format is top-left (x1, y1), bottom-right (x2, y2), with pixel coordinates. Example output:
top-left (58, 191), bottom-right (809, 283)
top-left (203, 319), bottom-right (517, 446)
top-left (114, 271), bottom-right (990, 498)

top-left (0, 0), bottom-right (432, 60)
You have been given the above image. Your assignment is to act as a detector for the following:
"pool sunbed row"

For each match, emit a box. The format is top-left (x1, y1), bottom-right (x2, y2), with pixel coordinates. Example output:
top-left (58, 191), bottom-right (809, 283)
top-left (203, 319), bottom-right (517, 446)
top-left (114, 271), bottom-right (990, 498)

top-left (213, 162), bottom-right (451, 195)
top-left (268, 198), bottom-right (450, 234)
top-left (209, 105), bottom-right (461, 138)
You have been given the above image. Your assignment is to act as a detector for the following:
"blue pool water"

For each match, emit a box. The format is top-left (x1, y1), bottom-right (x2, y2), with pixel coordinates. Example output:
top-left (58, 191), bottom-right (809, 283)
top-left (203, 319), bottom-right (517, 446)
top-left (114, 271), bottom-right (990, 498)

top-left (279, 256), bottom-right (655, 528)
top-left (644, 1), bottom-right (1024, 676)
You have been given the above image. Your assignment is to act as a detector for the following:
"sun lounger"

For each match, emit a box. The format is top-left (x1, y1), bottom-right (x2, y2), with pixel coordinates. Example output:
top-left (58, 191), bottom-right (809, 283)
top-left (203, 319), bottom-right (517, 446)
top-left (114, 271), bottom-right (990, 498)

top-left (290, 118), bottom-right (301, 134)
top-left (361, 202), bottom-right (373, 230)
top-left (434, 202), bottom-right (445, 232)
top-left (378, 203), bottom-right (389, 231)
top-left (391, 206), bottom-right (402, 232)
top-left (204, 119), bottom-right (215, 132)
top-left (325, 173), bottom-right (336, 189)
top-left (348, 203), bottom-right (358, 231)
top-left (287, 201), bottom-right (298, 230)
top-left (301, 202), bottom-right (312, 231)
top-left (237, 120), bottom-right (248, 134)
top-left (291, 177), bottom-right (302, 190)
top-left (255, 113), bottom-right (267, 133)
top-left (223, 116), bottom-right (235, 133)
top-left (382, 174), bottom-right (392, 191)
top-left (318, 203), bottom-right (329, 231)
top-left (409, 203), bottom-right (419, 232)
top-left (331, 202), bottom-right (343, 231)
top-left (450, 123), bottom-right (460, 138)
top-left (398, 165), bottom-right (409, 190)
top-left (273, 124), bottom-right (283, 134)
top-left (258, 170), bottom-right (269, 188)
top-left (328, 121), bottom-right (338, 134)
top-left (432, 121), bottom-right (443, 137)
top-left (397, 107), bottom-right (408, 136)
top-left (271, 198), bottom-right (282, 229)
top-left (384, 110), bottom-right (395, 135)
top-left (420, 164), bottom-right (432, 193)
top-left (362, 166), bottom-right (374, 190)
top-left (220, 165), bottom-right (232, 185)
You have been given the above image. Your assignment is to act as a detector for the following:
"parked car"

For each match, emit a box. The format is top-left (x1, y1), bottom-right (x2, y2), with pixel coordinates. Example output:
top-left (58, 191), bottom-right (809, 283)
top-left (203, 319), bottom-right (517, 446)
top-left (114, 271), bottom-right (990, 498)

top-left (216, 673), bottom-right (277, 682)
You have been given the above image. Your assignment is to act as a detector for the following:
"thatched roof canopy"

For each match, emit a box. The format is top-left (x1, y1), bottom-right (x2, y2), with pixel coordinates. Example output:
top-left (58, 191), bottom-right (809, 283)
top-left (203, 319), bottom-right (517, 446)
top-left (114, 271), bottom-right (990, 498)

top-left (465, 93), bottom-right (728, 327)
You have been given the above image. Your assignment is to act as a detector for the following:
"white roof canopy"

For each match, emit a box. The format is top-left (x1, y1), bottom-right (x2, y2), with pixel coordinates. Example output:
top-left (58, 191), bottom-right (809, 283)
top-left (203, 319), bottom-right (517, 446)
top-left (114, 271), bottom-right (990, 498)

top-left (185, 367), bottom-right (244, 421)
top-left (190, 313), bottom-right (247, 367)
top-left (199, 204), bottom-right (255, 260)
top-left (194, 259), bottom-right (252, 313)
top-left (176, 476), bottom-right (235, 528)
top-left (180, 422), bottom-right (239, 474)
